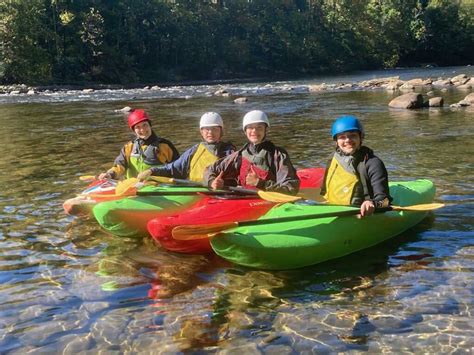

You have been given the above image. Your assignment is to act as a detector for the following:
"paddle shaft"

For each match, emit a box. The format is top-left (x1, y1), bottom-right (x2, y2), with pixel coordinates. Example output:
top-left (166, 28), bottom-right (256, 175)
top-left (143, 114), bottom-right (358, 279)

top-left (229, 203), bottom-right (443, 227)
top-left (233, 207), bottom-right (392, 227)
top-left (136, 186), bottom-right (258, 197)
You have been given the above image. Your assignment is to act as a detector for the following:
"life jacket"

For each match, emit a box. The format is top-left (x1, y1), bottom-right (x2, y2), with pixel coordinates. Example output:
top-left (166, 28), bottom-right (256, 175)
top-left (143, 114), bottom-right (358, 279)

top-left (125, 138), bottom-right (170, 178)
top-left (323, 153), bottom-right (369, 205)
top-left (188, 143), bottom-right (220, 183)
top-left (238, 143), bottom-right (276, 189)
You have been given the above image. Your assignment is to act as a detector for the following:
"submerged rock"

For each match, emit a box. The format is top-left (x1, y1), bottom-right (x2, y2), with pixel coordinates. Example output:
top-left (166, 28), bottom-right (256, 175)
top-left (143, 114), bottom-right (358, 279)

top-left (464, 92), bottom-right (474, 104)
top-left (428, 97), bottom-right (444, 107)
top-left (234, 97), bottom-right (248, 104)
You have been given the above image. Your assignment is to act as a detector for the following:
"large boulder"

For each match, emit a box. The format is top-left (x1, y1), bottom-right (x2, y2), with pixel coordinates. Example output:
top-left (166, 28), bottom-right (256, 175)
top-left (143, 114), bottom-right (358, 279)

top-left (464, 92), bottom-right (474, 104)
top-left (457, 78), bottom-right (473, 90)
top-left (451, 74), bottom-right (469, 85)
top-left (432, 78), bottom-right (452, 87)
top-left (388, 93), bottom-right (424, 109)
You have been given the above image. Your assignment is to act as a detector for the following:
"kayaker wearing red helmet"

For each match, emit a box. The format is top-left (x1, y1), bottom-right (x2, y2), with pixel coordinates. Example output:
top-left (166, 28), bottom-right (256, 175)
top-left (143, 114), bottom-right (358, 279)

top-left (321, 115), bottom-right (392, 216)
top-left (136, 112), bottom-right (235, 183)
top-left (204, 110), bottom-right (300, 195)
top-left (98, 109), bottom-right (179, 180)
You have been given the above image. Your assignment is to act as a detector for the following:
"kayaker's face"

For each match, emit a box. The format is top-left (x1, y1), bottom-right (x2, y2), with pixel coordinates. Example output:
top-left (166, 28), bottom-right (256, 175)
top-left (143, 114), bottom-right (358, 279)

top-left (133, 121), bottom-right (152, 140)
top-left (245, 123), bottom-right (267, 144)
top-left (200, 126), bottom-right (222, 144)
top-left (336, 130), bottom-right (361, 155)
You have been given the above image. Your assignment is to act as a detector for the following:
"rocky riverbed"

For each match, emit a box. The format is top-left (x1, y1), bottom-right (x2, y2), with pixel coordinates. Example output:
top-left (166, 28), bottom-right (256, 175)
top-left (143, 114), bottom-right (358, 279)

top-left (1, 70), bottom-right (472, 108)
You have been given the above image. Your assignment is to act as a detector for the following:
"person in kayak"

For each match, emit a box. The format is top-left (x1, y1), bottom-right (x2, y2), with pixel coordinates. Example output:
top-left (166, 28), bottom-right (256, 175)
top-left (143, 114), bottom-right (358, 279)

top-left (136, 112), bottom-right (235, 182)
top-left (320, 115), bottom-right (392, 216)
top-left (98, 109), bottom-right (180, 180)
top-left (204, 110), bottom-right (300, 195)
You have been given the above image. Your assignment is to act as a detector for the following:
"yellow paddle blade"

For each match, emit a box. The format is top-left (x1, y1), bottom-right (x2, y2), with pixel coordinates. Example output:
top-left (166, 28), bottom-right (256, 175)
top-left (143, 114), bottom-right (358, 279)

top-left (391, 203), bottom-right (445, 211)
top-left (257, 191), bottom-right (303, 203)
top-left (147, 176), bottom-right (174, 184)
top-left (115, 178), bottom-right (140, 196)
top-left (172, 222), bottom-right (239, 240)
top-left (79, 175), bottom-right (96, 181)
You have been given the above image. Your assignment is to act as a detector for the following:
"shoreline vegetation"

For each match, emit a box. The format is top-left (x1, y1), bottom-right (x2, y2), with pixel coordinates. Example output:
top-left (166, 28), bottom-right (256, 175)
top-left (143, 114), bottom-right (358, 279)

top-left (1, 1), bottom-right (472, 87)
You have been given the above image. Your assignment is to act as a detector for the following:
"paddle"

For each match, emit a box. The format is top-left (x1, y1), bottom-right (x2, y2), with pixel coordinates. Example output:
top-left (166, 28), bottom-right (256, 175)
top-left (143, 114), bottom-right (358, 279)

top-left (79, 175), bottom-right (97, 181)
top-left (96, 176), bottom-right (200, 197)
top-left (172, 203), bottom-right (445, 241)
top-left (84, 174), bottom-right (304, 203)
top-left (136, 185), bottom-right (302, 203)
top-left (147, 176), bottom-right (204, 186)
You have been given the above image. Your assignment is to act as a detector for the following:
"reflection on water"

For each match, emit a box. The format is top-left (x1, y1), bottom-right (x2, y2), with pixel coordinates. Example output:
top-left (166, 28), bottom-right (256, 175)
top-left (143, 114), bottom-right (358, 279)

top-left (0, 67), bottom-right (473, 352)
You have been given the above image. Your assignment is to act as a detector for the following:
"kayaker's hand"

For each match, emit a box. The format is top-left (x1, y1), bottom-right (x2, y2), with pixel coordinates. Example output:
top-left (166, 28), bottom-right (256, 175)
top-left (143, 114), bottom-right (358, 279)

top-left (360, 200), bottom-right (375, 217)
top-left (98, 172), bottom-right (112, 180)
top-left (137, 169), bottom-right (152, 181)
top-left (245, 166), bottom-right (260, 187)
top-left (211, 171), bottom-right (225, 190)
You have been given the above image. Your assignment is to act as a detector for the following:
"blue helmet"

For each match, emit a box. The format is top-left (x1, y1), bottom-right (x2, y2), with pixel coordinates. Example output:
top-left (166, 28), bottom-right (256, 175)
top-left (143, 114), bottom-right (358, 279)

top-left (331, 115), bottom-right (364, 140)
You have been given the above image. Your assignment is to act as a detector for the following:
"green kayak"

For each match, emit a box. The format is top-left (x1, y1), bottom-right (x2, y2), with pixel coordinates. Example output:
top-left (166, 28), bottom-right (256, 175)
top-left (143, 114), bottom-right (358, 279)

top-left (93, 185), bottom-right (210, 237)
top-left (211, 179), bottom-right (436, 270)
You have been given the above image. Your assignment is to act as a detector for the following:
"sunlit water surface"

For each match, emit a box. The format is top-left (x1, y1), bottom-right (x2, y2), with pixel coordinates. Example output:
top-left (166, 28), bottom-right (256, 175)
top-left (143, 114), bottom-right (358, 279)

top-left (1, 67), bottom-right (473, 353)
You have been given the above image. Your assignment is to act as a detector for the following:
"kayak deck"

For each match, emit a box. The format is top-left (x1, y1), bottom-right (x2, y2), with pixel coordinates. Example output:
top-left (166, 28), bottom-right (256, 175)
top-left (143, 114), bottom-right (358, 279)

top-left (210, 179), bottom-right (436, 270)
top-left (92, 185), bottom-right (211, 237)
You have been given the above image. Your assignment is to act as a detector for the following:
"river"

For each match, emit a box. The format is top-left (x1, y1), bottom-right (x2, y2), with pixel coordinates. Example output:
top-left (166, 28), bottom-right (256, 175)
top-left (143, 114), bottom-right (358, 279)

top-left (0, 66), bottom-right (473, 353)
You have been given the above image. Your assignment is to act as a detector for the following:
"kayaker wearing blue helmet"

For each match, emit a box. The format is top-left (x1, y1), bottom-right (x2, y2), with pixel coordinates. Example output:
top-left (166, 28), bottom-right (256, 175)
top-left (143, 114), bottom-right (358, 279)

top-left (137, 112), bottom-right (235, 182)
top-left (204, 110), bottom-right (300, 195)
top-left (320, 115), bottom-right (392, 216)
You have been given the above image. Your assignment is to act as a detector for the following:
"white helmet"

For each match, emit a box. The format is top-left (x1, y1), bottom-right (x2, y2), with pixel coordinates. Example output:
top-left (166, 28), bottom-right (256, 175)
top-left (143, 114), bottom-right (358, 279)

top-left (199, 112), bottom-right (224, 129)
top-left (242, 110), bottom-right (270, 131)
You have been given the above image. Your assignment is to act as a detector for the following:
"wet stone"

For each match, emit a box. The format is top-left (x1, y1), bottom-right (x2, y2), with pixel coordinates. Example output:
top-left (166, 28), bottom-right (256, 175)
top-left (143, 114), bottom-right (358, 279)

top-left (58, 333), bottom-right (94, 353)
top-left (371, 315), bottom-right (417, 334)
top-left (261, 344), bottom-right (294, 353)
top-left (16, 321), bottom-right (70, 347)
top-left (79, 301), bottom-right (110, 315)
top-left (218, 342), bottom-right (260, 354)
top-left (18, 304), bottom-right (52, 321)
top-left (90, 312), bottom-right (131, 347)
top-left (130, 333), bottom-right (166, 350)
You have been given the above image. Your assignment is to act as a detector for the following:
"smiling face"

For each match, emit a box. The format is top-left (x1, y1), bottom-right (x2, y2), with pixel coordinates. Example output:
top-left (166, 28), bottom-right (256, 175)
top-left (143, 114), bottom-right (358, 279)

top-left (245, 123), bottom-right (267, 144)
top-left (200, 126), bottom-right (222, 143)
top-left (133, 120), bottom-right (152, 140)
top-left (336, 130), bottom-right (362, 155)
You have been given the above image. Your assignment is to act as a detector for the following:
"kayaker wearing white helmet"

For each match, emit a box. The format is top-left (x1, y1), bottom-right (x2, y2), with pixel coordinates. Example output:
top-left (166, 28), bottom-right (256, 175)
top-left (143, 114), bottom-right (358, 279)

top-left (204, 110), bottom-right (300, 195)
top-left (98, 109), bottom-right (180, 180)
top-left (321, 115), bottom-right (392, 216)
top-left (137, 112), bottom-right (235, 182)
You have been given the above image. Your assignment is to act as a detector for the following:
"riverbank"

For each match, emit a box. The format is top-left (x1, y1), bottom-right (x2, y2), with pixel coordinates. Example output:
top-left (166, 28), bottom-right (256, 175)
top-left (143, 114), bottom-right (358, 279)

top-left (1, 69), bottom-right (472, 96)
top-left (1, 67), bottom-right (472, 107)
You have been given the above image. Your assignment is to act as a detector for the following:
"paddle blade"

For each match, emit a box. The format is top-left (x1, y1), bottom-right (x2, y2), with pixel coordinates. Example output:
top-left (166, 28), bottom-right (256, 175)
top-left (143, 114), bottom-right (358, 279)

top-left (391, 203), bottom-right (445, 211)
top-left (115, 178), bottom-right (140, 196)
top-left (79, 175), bottom-right (96, 181)
top-left (172, 222), bottom-right (239, 240)
top-left (148, 176), bottom-right (173, 184)
top-left (257, 191), bottom-right (303, 203)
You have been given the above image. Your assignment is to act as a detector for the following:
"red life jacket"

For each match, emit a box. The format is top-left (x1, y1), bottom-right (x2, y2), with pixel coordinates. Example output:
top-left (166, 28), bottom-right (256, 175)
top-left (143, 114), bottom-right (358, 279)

top-left (238, 145), bottom-right (275, 189)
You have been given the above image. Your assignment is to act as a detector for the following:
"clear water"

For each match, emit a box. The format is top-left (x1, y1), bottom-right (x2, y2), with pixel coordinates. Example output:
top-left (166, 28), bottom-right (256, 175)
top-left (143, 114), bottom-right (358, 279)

top-left (0, 67), bottom-right (473, 353)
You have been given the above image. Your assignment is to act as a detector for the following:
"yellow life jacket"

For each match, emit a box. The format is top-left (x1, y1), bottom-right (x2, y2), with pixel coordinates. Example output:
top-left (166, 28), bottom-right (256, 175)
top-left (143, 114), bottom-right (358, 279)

top-left (323, 156), bottom-right (359, 205)
top-left (188, 143), bottom-right (219, 183)
top-left (126, 140), bottom-right (175, 179)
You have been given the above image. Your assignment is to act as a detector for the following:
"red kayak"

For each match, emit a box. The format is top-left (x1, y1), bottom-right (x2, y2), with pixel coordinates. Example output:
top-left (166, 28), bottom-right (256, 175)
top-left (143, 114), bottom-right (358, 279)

top-left (147, 167), bottom-right (325, 254)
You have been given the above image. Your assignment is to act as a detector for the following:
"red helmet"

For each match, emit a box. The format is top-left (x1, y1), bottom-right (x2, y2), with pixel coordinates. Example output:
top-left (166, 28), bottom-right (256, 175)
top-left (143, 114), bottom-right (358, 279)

top-left (128, 109), bottom-right (150, 129)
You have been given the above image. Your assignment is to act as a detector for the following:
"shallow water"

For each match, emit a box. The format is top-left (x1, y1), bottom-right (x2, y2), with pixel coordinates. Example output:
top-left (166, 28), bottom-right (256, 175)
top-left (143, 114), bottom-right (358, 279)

top-left (0, 67), bottom-right (473, 353)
